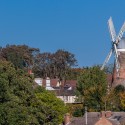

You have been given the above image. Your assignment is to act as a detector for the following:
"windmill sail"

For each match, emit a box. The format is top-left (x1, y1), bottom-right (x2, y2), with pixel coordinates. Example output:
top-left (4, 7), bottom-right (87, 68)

top-left (108, 17), bottom-right (116, 42)
top-left (116, 22), bottom-right (125, 44)
top-left (101, 49), bottom-right (112, 70)
top-left (101, 17), bottom-right (125, 77)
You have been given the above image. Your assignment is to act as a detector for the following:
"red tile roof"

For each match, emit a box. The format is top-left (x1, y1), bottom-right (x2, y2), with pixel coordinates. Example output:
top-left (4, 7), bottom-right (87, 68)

top-left (41, 78), bottom-right (77, 88)
top-left (68, 112), bottom-right (125, 125)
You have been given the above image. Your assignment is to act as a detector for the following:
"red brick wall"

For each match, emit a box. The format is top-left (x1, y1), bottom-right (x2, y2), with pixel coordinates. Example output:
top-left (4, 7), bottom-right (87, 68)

top-left (112, 52), bottom-right (125, 86)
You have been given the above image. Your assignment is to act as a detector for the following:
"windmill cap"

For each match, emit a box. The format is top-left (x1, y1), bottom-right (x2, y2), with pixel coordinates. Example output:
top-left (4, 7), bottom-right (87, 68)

top-left (117, 37), bottom-right (125, 51)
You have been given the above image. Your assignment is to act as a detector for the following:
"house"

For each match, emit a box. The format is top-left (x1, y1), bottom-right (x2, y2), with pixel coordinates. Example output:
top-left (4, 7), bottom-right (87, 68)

top-left (53, 86), bottom-right (76, 103)
top-left (34, 77), bottom-right (77, 103)
top-left (63, 111), bottom-right (125, 125)
top-left (34, 74), bottom-right (117, 104)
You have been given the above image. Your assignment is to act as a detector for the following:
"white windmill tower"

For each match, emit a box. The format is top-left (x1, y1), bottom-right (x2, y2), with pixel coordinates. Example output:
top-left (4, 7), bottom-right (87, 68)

top-left (101, 17), bottom-right (125, 85)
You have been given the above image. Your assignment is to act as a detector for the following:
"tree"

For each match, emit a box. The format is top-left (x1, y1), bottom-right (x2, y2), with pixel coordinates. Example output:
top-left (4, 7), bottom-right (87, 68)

top-left (0, 45), bottom-right (39, 70)
top-left (33, 87), bottom-right (68, 125)
top-left (103, 63), bottom-right (114, 74)
top-left (52, 49), bottom-right (77, 80)
top-left (1, 45), bottom-right (78, 80)
top-left (106, 85), bottom-right (125, 111)
top-left (33, 52), bottom-right (53, 78)
top-left (120, 92), bottom-right (125, 110)
top-left (0, 60), bottom-right (39, 125)
top-left (0, 60), bottom-right (67, 124)
top-left (76, 66), bottom-right (107, 111)
top-left (33, 49), bottom-right (77, 80)
top-left (65, 68), bottom-right (84, 80)
top-left (67, 103), bottom-right (83, 117)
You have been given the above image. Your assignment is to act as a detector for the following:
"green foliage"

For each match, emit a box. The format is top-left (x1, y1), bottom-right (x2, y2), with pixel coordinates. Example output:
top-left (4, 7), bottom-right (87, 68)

top-left (67, 103), bottom-right (83, 117)
top-left (33, 49), bottom-right (77, 80)
top-left (76, 66), bottom-right (107, 111)
top-left (73, 109), bottom-right (83, 117)
top-left (106, 85), bottom-right (125, 111)
top-left (114, 85), bottom-right (125, 93)
top-left (65, 68), bottom-right (84, 80)
top-left (0, 60), bottom-right (38, 125)
top-left (103, 63), bottom-right (114, 74)
top-left (34, 86), bottom-right (68, 124)
top-left (0, 60), bottom-right (67, 125)
top-left (0, 44), bottom-right (78, 80)
top-left (0, 45), bottom-right (39, 69)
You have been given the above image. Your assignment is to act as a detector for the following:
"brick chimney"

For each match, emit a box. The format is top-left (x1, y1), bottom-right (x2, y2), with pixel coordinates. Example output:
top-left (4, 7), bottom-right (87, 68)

top-left (28, 69), bottom-right (32, 74)
top-left (105, 111), bottom-right (112, 118)
top-left (95, 111), bottom-right (112, 125)
top-left (64, 113), bottom-right (71, 125)
top-left (101, 111), bottom-right (105, 118)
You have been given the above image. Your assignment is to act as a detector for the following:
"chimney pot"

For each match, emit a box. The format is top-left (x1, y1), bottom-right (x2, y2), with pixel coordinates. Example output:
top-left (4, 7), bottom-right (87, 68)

top-left (105, 111), bottom-right (112, 118)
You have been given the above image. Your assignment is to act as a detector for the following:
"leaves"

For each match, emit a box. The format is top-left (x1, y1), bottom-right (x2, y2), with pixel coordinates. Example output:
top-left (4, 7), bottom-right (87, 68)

top-left (76, 66), bottom-right (107, 111)
top-left (34, 86), bottom-right (68, 124)
top-left (0, 45), bottom-right (78, 80)
top-left (33, 49), bottom-right (77, 80)
top-left (0, 45), bottom-right (39, 69)
top-left (0, 60), bottom-right (67, 124)
top-left (107, 85), bottom-right (125, 111)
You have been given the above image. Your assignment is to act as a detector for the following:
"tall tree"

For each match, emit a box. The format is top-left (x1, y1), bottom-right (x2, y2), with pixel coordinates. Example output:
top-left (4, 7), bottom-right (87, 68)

top-left (65, 68), bottom-right (84, 80)
top-left (0, 45), bottom-right (39, 70)
top-left (0, 60), bottom-right (38, 125)
top-left (33, 49), bottom-right (77, 80)
top-left (33, 87), bottom-right (68, 125)
top-left (0, 60), bottom-right (67, 125)
top-left (106, 85), bottom-right (125, 111)
top-left (33, 52), bottom-right (53, 78)
top-left (76, 66), bottom-right (107, 111)
top-left (53, 49), bottom-right (77, 80)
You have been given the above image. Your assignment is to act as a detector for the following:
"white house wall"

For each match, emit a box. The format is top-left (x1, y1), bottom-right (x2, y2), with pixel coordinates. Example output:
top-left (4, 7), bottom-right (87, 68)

top-left (57, 96), bottom-right (76, 103)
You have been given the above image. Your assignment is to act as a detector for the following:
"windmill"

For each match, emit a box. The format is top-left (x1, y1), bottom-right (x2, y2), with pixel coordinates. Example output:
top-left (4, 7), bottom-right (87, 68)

top-left (101, 17), bottom-right (125, 79)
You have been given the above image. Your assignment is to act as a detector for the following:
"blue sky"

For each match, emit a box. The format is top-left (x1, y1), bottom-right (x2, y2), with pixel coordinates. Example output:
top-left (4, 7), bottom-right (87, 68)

top-left (0, 0), bottom-right (125, 67)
